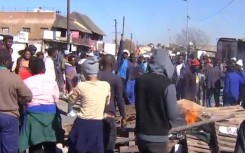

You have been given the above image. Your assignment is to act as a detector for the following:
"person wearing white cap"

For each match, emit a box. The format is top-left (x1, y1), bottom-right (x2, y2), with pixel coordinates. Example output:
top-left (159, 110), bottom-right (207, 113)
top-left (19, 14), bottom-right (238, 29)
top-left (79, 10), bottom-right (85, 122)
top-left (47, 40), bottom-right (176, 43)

top-left (123, 50), bottom-right (130, 56)
top-left (231, 57), bottom-right (237, 62)
top-left (236, 59), bottom-right (245, 108)
top-left (223, 61), bottom-right (244, 106)
top-left (237, 59), bottom-right (243, 70)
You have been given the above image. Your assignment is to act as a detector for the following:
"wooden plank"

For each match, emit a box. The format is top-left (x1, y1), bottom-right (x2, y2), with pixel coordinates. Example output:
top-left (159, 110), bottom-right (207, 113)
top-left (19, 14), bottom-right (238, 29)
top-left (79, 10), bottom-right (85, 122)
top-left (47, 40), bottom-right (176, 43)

top-left (216, 133), bottom-right (237, 139)
top-left (218, 145), bottom-right (235, 152)
top-left (187, 146), bottom-right (211, 153)
top-left (217, 139), bottom-right (236, 148)
top-left (215, 122), bottom-right (240, 127)
top-left (204, 105), bottom-right (242, 111)
top-left (119, 145), bottom-right (139, 153)
top-left (216, 136), bottom-right (236, 142)
top-left (128, 132), bottom-right (135, 146)
top-left (116, 137), bottom-right (134, 144)
top-left (186, 135), bottom-right (208, 141)
top-left (170, 114), bottom-right (235, 133)
top-left (186, 139), bottom-right (209, 148)
top-left (187, 141), bottom-right (210, 149)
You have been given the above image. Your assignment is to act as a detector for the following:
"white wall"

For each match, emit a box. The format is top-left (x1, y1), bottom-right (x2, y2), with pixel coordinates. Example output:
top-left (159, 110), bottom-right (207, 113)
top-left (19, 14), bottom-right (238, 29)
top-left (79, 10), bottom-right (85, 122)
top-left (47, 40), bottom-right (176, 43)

top-left (12, 43), bottom-right (26, 62)
top-left (104, 43), bottom-right (116, 56)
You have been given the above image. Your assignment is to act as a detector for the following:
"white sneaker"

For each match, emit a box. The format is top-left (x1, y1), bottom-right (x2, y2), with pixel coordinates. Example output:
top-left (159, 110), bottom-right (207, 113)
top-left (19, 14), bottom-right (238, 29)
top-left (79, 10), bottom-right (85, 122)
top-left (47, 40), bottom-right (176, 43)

top-left (67, 110), bottom-right (77, 117)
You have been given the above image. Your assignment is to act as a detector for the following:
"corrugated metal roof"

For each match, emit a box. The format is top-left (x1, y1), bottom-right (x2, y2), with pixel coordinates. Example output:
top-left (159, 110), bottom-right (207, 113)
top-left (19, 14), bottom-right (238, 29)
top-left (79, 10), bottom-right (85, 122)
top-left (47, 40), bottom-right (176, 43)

top-left (53, 14), bottom-right (92, 34)
top-left (70, 12), bottom-right (106, 36)
top-left (198, 45), bottom-right (216, 52)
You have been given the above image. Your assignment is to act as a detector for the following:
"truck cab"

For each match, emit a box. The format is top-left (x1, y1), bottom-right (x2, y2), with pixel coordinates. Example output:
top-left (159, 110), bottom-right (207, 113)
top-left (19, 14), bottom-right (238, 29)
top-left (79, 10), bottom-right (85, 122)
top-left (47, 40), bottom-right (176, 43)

top-left (216, 38), bottom-right (245, 66)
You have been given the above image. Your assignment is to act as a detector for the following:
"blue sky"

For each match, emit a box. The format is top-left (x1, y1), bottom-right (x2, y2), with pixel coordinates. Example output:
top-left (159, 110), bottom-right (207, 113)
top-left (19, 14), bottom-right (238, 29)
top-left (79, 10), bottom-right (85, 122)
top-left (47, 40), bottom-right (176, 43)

top-left (0, 0), bottom-right (244, 45)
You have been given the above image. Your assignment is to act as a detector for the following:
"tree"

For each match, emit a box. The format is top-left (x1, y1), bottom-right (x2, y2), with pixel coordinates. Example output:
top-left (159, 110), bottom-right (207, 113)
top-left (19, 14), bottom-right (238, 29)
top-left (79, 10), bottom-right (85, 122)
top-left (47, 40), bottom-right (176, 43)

top-left (123, 39), bottom-right (135, 52)
top-left (176, 28), bottom-right (209, 50)
top-left (157, 43), bottom-right (162, 48)
top-left (147, 43), bottom-right (154, 47)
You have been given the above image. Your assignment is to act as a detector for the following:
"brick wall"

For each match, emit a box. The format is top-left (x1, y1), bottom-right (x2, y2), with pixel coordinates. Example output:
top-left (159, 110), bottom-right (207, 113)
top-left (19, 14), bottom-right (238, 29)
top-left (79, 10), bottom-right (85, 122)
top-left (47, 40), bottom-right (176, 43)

top-left (0, 12), bottom-right (56, 40)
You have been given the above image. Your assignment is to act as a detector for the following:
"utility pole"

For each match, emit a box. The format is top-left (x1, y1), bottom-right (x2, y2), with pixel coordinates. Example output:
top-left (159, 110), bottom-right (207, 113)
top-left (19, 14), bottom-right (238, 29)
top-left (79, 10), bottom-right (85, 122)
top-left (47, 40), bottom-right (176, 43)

top-left (67, 0), bottom-right (71, 52)
top-left (130, 33), bottom-right (133, 53)
top-left (121, 16), bottom-right (125, 40)
top-left (114, 19), bottom-right (118, 55)
top-left (167, 28), bottom-right (171, 45)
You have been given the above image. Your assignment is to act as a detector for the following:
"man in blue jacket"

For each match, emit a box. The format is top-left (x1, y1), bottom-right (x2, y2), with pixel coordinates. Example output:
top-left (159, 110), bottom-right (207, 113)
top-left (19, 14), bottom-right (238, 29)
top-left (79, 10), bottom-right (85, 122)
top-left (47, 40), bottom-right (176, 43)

top-left (223, 63), bottom-right (244, 106)
top-left (117, 50), bottom-right (133, 104)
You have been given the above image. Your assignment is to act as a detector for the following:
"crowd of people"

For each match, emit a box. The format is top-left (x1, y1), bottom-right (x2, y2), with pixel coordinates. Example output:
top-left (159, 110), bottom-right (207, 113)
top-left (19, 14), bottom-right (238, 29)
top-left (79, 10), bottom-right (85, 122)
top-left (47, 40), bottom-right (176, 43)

top-left (0, 34), bottom-right (150, 153)
top-left (1, 33), bottom-right (245, 153)
top-left (174, 54), bottom-right (245, 108)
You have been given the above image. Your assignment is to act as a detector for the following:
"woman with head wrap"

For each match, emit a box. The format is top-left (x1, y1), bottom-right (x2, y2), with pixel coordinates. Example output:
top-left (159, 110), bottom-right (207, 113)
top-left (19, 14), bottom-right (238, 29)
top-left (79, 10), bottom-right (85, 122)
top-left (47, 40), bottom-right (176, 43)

top-left (68, 56), bottom-right (111, 153)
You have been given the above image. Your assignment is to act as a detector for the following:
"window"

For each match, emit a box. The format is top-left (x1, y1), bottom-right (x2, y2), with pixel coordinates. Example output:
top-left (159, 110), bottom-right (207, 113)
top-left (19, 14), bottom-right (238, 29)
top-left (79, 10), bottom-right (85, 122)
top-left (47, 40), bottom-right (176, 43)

top-left (23, 27), bottom-right (31, 33)
top-left (40, 27), bottom-right (48, 30)
top-left (1, 27), bottom-right (9, 33)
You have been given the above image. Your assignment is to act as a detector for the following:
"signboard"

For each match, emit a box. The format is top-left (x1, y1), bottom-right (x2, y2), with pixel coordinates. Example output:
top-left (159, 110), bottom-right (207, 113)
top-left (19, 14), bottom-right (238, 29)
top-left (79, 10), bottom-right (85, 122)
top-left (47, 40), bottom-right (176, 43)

top-left (71, 31), bottom-right (79, 39)
top-left (17, 32), bottom-right (29, 43)
top-left (71, 44), bottom-right (77, 51)
top-left (43, 30), bottom-right (61, 40)
top-left (104, 43), bottom-right (116, 56)
top-left (197, 50), bottom-right (206, 59)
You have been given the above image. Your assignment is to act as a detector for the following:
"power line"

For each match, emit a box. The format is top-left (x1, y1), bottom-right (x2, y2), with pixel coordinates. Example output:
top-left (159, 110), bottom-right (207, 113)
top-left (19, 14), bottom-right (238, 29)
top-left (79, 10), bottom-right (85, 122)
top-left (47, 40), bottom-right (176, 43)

top-left (201, 0), bottom-right (235, 21)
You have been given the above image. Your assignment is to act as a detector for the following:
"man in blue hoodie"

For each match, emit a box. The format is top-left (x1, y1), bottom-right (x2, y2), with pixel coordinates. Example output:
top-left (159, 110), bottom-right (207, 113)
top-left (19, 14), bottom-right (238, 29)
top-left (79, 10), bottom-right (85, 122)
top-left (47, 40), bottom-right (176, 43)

top-left (117, 50), bottom-right (133, 104)
top-left (223, 63), bottom-right (244, 106)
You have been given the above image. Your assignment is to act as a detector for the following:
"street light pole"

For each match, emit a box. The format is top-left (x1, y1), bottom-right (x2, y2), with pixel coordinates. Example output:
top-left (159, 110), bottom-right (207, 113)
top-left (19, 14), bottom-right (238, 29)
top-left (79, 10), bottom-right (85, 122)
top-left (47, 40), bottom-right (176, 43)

top-left (185, 0), bottom-right (190, 59)
top-left (130, 33), bottom-right (133, 53)
top-left (167, 28), bottom-right (171, 45)
top-left (121, 16), bottom-right (125, 40)
top-left (67, 0), bottom-right (71, 52)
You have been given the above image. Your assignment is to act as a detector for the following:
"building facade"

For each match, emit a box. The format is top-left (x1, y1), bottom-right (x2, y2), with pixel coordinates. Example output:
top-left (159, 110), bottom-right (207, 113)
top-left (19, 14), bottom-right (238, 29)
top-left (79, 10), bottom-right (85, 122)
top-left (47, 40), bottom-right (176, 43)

top-left (0, 11), bottom-right (105, 55)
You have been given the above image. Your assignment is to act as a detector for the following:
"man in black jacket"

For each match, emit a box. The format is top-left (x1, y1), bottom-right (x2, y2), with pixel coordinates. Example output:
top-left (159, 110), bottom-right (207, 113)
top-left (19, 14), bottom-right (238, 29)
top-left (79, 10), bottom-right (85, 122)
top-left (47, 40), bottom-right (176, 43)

top-left (98, 54), bottom-right (127, 153)
top-left (135, 49), bottom-right (178, 153)
top-left (235, 120), bottom-right (245, 153)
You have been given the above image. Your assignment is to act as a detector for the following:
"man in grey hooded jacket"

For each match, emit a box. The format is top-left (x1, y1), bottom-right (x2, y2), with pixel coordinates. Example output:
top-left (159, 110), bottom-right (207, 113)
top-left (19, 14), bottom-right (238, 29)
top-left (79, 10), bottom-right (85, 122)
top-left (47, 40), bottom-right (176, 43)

top-left (135, 49), bottom-right (178, 153)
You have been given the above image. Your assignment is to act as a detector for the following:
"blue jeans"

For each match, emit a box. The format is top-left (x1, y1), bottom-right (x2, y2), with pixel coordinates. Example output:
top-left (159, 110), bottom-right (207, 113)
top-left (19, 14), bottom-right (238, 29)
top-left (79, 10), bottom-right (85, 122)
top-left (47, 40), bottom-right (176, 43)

top-left (0, 113), bottom-right (19, 153)
top-left (126, 80), bottom-right (136, 104)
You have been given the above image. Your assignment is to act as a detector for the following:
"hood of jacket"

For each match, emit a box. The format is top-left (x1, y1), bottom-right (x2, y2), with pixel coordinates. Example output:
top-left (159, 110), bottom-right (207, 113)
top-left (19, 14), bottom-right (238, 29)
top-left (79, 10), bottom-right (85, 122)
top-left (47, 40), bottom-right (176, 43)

top-left (148, 48), bottom-right (175, 79)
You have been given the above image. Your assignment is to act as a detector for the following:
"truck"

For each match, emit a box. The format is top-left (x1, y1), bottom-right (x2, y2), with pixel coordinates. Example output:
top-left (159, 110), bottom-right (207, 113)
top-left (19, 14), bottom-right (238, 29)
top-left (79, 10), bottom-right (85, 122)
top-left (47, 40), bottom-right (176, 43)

top-left (216, 38), bottom-right (245, 63)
